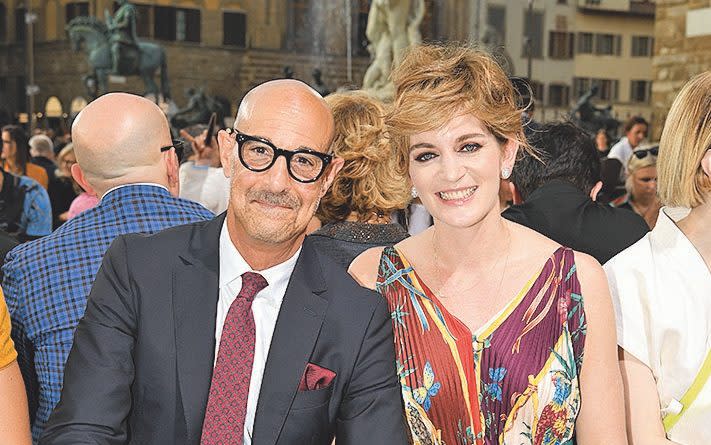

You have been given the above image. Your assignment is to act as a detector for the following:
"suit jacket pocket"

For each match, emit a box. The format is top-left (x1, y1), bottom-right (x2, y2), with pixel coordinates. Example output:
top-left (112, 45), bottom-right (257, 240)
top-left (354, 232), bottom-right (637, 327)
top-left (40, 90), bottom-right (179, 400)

top-left (291, 384), bottom-right (333, 411)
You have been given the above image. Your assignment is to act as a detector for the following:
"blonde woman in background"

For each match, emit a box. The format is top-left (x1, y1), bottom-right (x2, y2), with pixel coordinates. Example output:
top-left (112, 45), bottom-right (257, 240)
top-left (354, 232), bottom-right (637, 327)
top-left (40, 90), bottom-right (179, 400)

top-left (350, 44), bottom-right (626, 445)
top-left (0, 289), bottom-right (32, 445)
top-left (309, 91), bottom-right (410, 268)
top-left (605, 71), bottom-right (711, 444)
top-left (611, 143), bottom-right (661, 229)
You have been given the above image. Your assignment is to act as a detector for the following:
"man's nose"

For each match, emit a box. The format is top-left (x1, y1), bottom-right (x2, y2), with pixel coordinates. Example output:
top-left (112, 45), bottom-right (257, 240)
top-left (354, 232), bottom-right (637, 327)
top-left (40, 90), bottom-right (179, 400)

top-left (264, 155), bottom-right (291, 191)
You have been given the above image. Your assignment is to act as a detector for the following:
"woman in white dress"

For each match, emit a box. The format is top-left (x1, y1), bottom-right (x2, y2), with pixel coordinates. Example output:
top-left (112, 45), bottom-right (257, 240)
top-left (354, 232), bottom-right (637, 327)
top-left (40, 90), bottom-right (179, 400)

top-left (604, 71), bottom-right (711, 444)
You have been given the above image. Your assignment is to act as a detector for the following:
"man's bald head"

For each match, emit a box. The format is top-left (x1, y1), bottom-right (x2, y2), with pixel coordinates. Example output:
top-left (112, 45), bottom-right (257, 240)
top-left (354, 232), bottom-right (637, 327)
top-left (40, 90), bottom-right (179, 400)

top-left (235, 80), bottom-right (335, 151)
top-left (72, 93), bottom-right (173, 191)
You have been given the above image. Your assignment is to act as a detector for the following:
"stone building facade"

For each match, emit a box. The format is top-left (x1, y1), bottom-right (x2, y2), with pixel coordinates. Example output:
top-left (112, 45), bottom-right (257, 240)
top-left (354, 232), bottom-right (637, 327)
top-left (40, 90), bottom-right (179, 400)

top-left (652, 0), bottom-right (711, 139)
top-left (0, 0), bottom-right (470, 126)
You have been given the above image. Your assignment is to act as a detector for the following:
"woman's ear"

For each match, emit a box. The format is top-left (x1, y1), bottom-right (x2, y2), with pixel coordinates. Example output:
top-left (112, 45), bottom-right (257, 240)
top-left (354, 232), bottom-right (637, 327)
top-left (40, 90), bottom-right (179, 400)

top-left (502, 139), bottom-right (519, 173)
top-left (701, 149), bottom-right (711, 179)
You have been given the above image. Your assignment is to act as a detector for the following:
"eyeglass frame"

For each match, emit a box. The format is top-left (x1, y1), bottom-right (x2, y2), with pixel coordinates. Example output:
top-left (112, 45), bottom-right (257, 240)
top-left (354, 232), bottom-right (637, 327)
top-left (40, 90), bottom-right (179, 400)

top-left (223, 128), bottom-right (333, 183)
top-left (160, 140), bottom-right (185, 163)
top-left (632, 146), bottom-right (658, 159)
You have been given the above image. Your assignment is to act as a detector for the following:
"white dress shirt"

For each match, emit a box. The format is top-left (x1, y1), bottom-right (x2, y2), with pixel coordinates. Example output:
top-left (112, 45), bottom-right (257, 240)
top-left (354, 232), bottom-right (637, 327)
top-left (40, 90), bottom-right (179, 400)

top-left (217, 221), bottom-right (301, 444)
top-left (179, 162), bottom-right (230, 214)
top-left (605, 207), bottom-right (711, 444)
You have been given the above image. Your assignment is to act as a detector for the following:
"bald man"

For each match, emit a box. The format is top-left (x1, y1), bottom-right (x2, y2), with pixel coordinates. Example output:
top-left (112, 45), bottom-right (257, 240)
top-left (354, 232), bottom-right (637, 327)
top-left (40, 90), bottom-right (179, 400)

top-left (41, 80), bottom-right (407, 444)
top-left (3, 93), bottom-right (214, 442)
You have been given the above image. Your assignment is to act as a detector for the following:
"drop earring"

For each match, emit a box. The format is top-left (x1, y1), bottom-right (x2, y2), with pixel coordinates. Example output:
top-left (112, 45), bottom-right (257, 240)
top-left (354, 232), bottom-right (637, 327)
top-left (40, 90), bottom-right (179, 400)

top-left (411, 187), bottom-right (418, 199)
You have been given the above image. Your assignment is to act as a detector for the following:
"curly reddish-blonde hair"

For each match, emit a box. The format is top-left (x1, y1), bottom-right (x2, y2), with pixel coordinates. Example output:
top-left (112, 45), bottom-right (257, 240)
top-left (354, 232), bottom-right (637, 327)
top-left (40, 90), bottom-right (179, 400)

top-left (386, 43), bottom-right (532, 170)
top-left (317, 91), bottom-right (411, 224)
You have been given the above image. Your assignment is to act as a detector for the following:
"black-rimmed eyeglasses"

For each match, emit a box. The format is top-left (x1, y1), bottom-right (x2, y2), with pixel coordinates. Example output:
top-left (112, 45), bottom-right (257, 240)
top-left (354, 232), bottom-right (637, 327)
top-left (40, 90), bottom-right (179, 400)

top-left (632, 146), bottom-right (658, 159)
top-left (160, 140), bottom-right (185, 163)
top-left (224, 128), bottom-right (333, 183)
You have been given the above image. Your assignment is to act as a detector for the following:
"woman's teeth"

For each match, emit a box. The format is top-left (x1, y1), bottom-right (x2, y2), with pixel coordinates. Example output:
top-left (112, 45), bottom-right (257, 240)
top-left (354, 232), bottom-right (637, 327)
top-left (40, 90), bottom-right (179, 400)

top-left (438, 187), bottom-right (477, 201)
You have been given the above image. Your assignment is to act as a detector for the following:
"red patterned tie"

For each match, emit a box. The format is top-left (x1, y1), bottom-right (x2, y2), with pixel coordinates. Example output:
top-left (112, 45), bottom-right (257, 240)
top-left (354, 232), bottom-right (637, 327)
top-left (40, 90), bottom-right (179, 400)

top-left (201, 271), bottom-right (268, 444)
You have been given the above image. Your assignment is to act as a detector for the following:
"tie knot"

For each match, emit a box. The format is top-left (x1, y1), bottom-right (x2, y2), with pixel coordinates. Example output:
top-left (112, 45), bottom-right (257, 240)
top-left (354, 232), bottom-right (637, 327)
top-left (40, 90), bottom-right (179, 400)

top-left (239, 271), bottom-right (268, 302)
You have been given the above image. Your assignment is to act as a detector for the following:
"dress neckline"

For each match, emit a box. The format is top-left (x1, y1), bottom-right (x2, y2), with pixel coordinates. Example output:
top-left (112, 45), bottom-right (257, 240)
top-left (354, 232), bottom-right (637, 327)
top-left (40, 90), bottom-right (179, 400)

top-left (391, 245), bottom-right (566, 339)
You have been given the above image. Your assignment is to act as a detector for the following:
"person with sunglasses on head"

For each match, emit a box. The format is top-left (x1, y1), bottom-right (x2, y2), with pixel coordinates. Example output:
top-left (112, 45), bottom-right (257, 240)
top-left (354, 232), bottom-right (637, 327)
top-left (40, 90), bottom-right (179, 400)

top-left (605, 71), bottom-right (711, 444)
top-left (2, 93), bottom-right (213, 442)
top-left (40, 80), bottom-right (408, 445)
top-left (611, 143), bottom-right (661, 229)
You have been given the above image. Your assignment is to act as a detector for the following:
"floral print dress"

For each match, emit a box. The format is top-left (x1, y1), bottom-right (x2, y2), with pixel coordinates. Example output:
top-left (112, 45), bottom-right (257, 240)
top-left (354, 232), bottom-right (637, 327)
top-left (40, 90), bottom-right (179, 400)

top-left (376, 246), bottom-right (586, 445)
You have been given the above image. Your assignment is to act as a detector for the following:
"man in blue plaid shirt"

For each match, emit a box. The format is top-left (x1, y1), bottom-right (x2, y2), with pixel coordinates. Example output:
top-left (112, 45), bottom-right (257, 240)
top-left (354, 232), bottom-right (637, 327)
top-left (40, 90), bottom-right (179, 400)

top-left (2, 93), bottom-right (214, 441)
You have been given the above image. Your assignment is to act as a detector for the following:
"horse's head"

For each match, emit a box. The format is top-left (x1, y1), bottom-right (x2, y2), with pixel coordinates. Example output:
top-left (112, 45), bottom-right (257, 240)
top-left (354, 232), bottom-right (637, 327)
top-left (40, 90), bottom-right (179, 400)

top-left (66, 16), bottom-right (108, 52)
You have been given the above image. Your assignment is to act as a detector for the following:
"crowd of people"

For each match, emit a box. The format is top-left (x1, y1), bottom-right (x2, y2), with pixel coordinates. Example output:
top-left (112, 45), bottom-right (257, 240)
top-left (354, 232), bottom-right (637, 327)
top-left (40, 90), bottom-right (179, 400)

top-left (0, 42), bottom-right (708, 445)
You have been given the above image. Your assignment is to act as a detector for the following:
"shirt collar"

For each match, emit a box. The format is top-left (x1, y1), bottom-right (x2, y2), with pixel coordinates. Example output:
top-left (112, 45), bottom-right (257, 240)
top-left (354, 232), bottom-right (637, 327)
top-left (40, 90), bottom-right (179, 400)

top-left (218, 220), bottom-right (301, 301)
top-left (101, 183), bottom-right (169, 200)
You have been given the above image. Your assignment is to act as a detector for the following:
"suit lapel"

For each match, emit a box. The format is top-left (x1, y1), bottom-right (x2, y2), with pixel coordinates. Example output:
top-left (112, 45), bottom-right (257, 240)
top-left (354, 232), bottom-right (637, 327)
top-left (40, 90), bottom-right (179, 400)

top-left (252, 242), bottom-right (329, 445)
top-left (173, 213), bottom-right (225, 442)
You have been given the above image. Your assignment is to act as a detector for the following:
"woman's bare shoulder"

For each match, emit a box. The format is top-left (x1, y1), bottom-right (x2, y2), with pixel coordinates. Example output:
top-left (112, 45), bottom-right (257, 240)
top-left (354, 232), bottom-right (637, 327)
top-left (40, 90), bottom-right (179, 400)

top-left (348, 246), bottom-right (387, 290)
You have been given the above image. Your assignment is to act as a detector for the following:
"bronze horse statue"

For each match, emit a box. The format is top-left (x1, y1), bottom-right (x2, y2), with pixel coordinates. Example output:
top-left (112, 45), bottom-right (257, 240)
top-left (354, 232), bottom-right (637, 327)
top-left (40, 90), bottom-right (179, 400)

top-left (66, 16), bottom-right (170, 100)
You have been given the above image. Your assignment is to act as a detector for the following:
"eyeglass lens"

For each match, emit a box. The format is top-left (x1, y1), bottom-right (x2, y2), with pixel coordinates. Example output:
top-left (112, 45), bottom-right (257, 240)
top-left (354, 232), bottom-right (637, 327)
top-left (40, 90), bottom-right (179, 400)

top-left (239, 138), bottom-right (326, 182)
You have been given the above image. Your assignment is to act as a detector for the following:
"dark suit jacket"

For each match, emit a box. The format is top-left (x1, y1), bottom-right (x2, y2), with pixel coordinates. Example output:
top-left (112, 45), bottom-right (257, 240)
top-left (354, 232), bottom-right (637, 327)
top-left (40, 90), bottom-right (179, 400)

top-left (40, 214), bottom-right (407, 445)
top-left (503, 180), bottom-right (649, 264)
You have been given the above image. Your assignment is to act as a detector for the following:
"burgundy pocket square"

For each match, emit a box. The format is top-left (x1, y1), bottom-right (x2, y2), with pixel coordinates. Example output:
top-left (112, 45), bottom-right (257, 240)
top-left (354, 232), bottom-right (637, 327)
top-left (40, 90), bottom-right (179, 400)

top-left (298, 363), bottom-right (336, 391)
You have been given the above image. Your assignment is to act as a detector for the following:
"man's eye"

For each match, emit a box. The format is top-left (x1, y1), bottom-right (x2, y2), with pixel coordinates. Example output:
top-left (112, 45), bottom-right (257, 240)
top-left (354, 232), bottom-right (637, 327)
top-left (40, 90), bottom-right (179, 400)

top-left (250, 146), bottom-right (271, 155)
top-left (460, 143), bottom-right (482, 153)
top-left (414, 152), bottom-right (437, 162)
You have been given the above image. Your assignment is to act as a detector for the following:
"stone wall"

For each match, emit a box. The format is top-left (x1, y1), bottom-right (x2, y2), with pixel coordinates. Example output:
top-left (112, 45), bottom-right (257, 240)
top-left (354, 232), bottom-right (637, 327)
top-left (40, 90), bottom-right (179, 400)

top-left (652, 0), bottom-right (711, 139)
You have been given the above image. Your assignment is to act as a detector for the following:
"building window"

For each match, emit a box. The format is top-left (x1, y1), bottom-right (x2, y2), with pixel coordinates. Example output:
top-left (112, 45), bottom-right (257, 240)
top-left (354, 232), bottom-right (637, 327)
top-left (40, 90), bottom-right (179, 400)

top-left (548, 84), bottom-right (570, 107)
top-left (595, 33), bottom-right (621, 56)
top-left (523, 11), bottom-right (543, 58)
top-left (593, 78), bottom-right (619, 101)
top-left (420, 0), bottom-right (441, 42)
top-left (573, 77), bottom-right (591, 99)
top-left (154, 6), bottom-right (200, 42)
top-left (549, 31), bottom-right (574, 59)
top-left (65, 2), bottom-right (89, 24)
top-left (630, 80), bottom-right (651, 103)
top-left (0, 4), bottom-right (6, 42)
top-left (631, 36), bottom-right (653, 57)
top-left (15, 8), bottom-right (26, 42)
top-left (487, 5), bottom-right (506, 43)
top-left (531, 81), bottom-right (545, 104)
top-left (355, 0), bottom-right (369, 56)
top-left (577, 32), bottom-right (593, 54)
top-left (223, 11), bottom-right (246, 47)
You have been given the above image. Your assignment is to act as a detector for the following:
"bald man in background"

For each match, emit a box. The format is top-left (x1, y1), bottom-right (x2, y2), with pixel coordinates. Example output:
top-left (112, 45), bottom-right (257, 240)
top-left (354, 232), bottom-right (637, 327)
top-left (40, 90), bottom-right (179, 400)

top-left (41, 80), bottom-right (406, 444)
top-left (2, 93), bottom-right (214, 441)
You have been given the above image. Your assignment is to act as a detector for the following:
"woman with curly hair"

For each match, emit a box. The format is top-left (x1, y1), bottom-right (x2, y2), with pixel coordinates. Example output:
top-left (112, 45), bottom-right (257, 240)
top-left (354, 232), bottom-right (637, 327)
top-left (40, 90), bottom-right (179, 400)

top-left (350, 44), bottom-right (626, 444)
top-left (309, 90), bottom-right (410, 268)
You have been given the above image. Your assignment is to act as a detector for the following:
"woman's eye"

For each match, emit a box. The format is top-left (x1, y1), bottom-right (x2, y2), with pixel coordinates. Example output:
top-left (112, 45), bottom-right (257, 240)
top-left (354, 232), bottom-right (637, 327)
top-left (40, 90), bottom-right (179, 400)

top-left (460, 143), bottom-right (482, 153)
top-left (414, 152), bottom-right (437, 162)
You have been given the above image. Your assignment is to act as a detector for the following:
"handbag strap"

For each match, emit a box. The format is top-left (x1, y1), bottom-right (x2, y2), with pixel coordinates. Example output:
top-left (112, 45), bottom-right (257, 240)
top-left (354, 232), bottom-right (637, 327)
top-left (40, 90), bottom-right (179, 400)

top-left (663, 346), bottom-right (711, 432)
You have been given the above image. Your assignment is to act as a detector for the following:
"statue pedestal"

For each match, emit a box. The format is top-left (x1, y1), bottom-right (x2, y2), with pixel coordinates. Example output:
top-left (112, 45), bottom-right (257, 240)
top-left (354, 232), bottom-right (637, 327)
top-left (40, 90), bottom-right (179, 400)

top-left (108, 75), bottom-right (127, 84)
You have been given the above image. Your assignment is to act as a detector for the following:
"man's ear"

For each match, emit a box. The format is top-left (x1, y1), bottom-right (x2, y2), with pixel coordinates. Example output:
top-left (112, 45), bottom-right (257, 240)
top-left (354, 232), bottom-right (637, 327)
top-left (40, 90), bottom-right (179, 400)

top-left (510, 181), bottom-right (523, 205)
top-left (589, 181), bottom-right (603, 202)
top-left (163, 148), bottom-right (180, 197)
top-left (70, 163), bottom-right (96, 196)
top-left (218, 130), bottom-right (234, 178)
top-left (319, 157), bottom-right (344, 198)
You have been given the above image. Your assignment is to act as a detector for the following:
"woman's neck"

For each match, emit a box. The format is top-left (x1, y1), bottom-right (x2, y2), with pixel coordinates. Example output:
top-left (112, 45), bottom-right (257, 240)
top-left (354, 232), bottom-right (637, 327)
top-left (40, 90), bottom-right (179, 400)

top-left (431, 209), bottom-right (509, 270)
top-left (677, 199), bottom-right (711, 268)
top-left (631, 193), bottom-right (656, 207)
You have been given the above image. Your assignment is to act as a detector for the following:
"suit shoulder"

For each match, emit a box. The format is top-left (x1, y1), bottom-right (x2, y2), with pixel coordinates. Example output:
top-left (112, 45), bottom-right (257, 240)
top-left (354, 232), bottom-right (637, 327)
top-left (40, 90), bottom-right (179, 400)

top-left (118, 217), bottom-right (217, 251)
top-left (309, 243), bottom-right (383, 310)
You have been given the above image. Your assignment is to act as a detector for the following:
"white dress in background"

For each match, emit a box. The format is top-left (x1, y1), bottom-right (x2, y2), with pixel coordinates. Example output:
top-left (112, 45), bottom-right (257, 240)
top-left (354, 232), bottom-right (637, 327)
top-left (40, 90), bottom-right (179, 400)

top-left (604, 207), bottom-right (711, 444)
top-left (179, 162), bottom-right (231, 215)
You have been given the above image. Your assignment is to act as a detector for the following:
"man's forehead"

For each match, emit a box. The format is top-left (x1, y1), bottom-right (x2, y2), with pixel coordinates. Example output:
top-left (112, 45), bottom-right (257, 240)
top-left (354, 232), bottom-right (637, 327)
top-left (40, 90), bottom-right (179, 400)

top-left (239, 117), bottom-right (332, 150)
